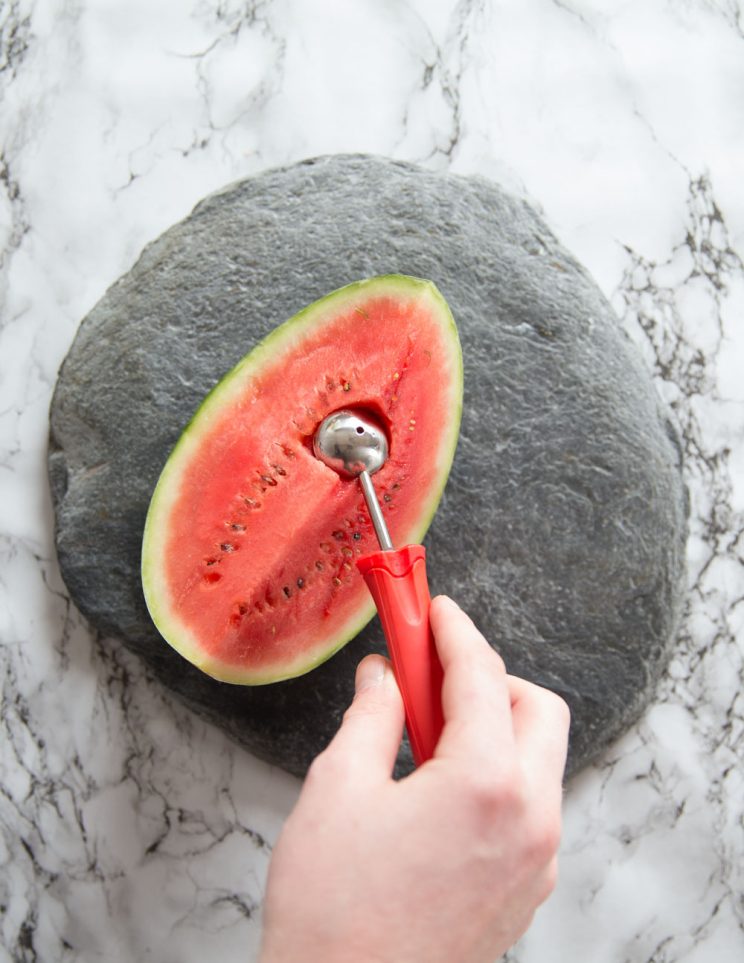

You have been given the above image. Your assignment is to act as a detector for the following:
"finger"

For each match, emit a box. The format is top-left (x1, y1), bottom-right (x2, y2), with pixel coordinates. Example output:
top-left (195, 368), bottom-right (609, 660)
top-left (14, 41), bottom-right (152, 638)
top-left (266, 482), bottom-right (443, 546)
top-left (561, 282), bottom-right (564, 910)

top-left (429, 596), bottom-right (514, 764)
top-left (508, 675), bottom-right (570, 791)
top-left (321, 655), bottom-right (405, 782)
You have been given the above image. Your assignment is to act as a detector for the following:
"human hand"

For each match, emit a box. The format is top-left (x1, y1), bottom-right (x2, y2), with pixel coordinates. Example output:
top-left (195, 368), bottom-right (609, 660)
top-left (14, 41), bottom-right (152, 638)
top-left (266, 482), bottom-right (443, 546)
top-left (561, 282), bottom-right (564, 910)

top-left (259, 595), bottom-right (570, 963)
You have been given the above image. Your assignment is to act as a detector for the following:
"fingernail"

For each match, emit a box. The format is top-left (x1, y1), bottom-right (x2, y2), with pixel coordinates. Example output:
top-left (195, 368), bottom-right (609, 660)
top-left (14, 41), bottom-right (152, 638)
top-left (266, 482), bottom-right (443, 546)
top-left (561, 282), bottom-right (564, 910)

top-left (355, 655), bottom-right (386, 693)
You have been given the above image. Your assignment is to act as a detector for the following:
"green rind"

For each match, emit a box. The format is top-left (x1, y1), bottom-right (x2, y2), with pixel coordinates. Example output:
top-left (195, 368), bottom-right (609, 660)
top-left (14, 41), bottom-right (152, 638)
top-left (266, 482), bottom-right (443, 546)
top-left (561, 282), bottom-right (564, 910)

top-left (141, 274), bottom-right (463, 684)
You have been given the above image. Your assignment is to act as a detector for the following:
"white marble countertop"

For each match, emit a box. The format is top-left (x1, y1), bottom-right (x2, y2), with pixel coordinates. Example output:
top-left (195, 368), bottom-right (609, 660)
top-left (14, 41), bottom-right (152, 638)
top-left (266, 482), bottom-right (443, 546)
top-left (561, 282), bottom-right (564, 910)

top-left (2, 1), bottom-right (743, 960)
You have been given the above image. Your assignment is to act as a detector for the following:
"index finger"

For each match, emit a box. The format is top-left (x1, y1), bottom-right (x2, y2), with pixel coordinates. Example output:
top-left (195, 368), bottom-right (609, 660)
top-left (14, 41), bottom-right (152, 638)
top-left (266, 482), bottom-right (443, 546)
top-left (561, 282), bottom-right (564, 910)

top-left (429, 596), bottom-right (514, 766)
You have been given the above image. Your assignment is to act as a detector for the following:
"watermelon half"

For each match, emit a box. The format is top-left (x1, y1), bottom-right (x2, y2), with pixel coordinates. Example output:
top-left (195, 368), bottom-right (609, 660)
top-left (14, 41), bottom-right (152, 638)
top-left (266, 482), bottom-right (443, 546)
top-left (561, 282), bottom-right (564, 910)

top-left (141, 275), bottom-right (462, 684)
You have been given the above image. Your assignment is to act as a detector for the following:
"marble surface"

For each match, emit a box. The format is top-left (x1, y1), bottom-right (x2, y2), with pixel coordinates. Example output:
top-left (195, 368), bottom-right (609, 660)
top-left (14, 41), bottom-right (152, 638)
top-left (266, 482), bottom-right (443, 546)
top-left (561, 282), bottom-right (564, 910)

top-left (1, 1), bottom-right (742, 960)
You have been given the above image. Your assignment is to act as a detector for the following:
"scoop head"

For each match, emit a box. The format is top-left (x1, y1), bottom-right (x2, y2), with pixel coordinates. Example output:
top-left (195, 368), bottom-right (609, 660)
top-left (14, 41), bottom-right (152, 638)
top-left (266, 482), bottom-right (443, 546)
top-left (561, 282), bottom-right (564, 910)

top-left (313, 410), bottom-right (388, 477)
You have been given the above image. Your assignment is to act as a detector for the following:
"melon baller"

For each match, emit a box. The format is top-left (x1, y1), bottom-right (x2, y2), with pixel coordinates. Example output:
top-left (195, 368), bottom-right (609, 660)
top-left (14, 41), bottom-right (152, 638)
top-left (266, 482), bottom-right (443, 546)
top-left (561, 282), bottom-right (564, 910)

top-left (313, 409), bottom-right (444, 766)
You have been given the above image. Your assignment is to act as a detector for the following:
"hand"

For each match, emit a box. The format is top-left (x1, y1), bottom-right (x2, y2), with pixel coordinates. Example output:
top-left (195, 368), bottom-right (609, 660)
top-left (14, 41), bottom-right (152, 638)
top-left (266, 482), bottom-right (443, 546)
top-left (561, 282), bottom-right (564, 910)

top-left (259, 595), bottom-right (570, 963)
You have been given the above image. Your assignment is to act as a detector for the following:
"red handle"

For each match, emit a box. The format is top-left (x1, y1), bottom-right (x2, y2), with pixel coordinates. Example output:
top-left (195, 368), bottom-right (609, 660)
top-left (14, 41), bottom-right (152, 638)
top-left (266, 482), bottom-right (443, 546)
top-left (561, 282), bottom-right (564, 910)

top-left (356, 545), bottom-right (444, 766)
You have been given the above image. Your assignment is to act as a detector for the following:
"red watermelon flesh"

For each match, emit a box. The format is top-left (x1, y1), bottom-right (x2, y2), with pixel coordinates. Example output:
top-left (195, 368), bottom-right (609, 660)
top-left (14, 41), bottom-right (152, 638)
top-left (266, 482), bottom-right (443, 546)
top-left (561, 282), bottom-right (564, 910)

top-left (141, 275), bottom-right (462, 684)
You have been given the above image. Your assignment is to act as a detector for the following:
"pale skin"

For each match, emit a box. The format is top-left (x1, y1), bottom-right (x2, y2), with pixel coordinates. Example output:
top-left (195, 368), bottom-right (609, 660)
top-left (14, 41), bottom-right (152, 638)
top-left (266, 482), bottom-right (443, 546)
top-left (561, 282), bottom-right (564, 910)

top-left (259, 595), bottom-right (571, 963)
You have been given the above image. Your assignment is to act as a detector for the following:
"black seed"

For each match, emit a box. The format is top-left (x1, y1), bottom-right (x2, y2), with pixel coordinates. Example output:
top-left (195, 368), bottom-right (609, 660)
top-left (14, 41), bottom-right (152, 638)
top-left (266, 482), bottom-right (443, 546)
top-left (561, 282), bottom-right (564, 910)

top-left (220, 542), bottom-right (235, 552)
top-left (383, 494), bottom-right (392, 503)
top-left (205, 557), bottom-right (218, 566)
top-left (352, 532), bottom-right (362, 541)
top-left (283, 586), bottom-right (291, 598)
top-left (261, 474), bottom-right (278, 487)
top-left (297, 578), bottom-right (305, 589)
top-left (274, 465), bottom-right (287, 476)
top-left (230, 523), bottom-right (246, 532)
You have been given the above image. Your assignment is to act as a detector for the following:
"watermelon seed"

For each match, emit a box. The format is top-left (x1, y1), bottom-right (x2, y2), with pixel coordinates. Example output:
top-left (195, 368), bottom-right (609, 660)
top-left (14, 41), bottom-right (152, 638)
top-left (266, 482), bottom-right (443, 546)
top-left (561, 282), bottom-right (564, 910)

top-left (205, 556), bottom-right (219, 566)
top-left (343, 381), bottom-right (351, 392)
top-left (230, 602), bottom-right (249, 627)
top-left (315, 560), bottom-right (324, 570)
top-left (383, 494), bottom-right (392, 503)
top-left (353, 532), bottom-right (362, 540)
top-left (220, 542), bottom-right (235, 552)
top-left (341, 547), bottom-right (353, 557)
top-left (332, 577), bottom-right (342, 587)
top-left (283, 586), bottom-right (291, 598)
top-left (297, 577), bottom-right (305, 589)
top-left (274, 465), bottom-right (287, 476)
top-left (230, 523), bottom-right (246, 532)
top-left (320, 541), bottom-right (332, 553)
top-left (244, 497), bottom-right (261, 509)
top-left (261, 474), bottom-right (278, 487)
top-left (332, 530), bottom-right (345, 540)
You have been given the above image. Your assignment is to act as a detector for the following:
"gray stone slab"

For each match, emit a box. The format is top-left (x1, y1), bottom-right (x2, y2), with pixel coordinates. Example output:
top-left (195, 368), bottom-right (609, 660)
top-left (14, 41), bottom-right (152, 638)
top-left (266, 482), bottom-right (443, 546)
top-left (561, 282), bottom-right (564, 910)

top-left (48, 155), bottom-right (688, 778)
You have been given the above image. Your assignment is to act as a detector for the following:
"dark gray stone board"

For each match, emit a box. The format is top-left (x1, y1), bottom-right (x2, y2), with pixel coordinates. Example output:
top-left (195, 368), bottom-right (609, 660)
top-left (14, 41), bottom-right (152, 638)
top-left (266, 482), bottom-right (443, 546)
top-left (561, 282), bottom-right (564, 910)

top-left (48, 155), bottom-right (688, 779)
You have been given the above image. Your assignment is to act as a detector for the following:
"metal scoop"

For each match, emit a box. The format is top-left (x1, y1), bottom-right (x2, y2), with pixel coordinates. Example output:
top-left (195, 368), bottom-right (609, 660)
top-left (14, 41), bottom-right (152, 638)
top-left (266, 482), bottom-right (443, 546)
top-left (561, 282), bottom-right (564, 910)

top-left (314, 409), bottom-right (444, 765)
top-left (313, 409), bottom-right (393, 550)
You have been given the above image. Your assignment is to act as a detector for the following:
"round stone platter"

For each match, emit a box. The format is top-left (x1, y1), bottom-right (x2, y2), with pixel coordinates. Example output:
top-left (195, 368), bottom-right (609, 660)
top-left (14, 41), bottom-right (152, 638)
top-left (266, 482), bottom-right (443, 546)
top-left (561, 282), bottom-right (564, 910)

top-left (48, 155), bottom-right (688, 779)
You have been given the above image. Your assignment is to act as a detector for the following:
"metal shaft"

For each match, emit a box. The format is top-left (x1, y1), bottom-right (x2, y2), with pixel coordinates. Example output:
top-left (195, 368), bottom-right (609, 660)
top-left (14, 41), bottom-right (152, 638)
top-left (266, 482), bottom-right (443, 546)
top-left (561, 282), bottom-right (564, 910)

top-left (359, 470), bottom-right (394, 551)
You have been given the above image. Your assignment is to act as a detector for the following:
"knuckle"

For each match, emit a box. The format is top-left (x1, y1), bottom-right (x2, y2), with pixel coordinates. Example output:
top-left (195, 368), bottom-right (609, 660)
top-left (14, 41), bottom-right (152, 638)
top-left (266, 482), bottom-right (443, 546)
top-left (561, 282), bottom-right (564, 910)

top-left (462, 764), bottom-right (526, 824)
top-left (305, 746), bottom-right (348, 788)
top-left (526, 812), bottom-right (562, 866)
top-left (538, 857), bottom-right (559, 903)
top-left (344, 692), bottom-right (387, 722)
top-left (343, 677), bottom-right (399, 724)
top-left (546, 689), bottom-right (571, 729)
top-left (486, 647), bottom-right (507, 678)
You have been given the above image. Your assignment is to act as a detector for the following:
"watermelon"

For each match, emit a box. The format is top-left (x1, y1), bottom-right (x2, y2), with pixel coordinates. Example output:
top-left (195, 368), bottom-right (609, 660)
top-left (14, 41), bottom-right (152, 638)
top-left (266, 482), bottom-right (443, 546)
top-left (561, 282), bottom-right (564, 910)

top-left (141, 275), bottom-right (462, 684)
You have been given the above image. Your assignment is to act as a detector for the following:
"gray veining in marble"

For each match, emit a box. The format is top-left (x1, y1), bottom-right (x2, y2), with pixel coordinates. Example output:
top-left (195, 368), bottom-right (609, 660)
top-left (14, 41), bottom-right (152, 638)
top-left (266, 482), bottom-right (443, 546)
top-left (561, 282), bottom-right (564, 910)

top-left (1, 1), bottom-right (743, 961)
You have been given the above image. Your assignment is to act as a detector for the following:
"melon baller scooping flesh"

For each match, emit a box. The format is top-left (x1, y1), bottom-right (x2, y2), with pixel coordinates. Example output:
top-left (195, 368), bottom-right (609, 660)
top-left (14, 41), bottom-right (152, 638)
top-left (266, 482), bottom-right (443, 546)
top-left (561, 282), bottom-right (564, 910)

top-left (313, 409), bottom-right (444, 766)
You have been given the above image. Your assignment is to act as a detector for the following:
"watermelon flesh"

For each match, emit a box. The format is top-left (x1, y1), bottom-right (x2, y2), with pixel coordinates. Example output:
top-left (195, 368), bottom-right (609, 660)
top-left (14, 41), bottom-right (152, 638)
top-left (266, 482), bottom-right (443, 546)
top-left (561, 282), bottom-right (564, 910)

top-left (141, 275), bottom-right (462, 684)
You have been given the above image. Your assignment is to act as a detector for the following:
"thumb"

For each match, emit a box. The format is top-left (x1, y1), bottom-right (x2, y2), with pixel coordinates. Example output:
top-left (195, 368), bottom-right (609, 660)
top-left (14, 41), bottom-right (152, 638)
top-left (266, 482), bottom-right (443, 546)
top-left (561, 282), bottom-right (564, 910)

top-left (327, 655), bottom-right (405, 780)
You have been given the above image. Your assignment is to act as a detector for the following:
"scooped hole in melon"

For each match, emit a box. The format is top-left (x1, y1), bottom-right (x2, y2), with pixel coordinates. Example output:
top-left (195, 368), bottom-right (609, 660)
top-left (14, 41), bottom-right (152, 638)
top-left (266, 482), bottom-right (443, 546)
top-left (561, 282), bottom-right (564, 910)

top-left (301, 400), bottom-right (392, 461)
